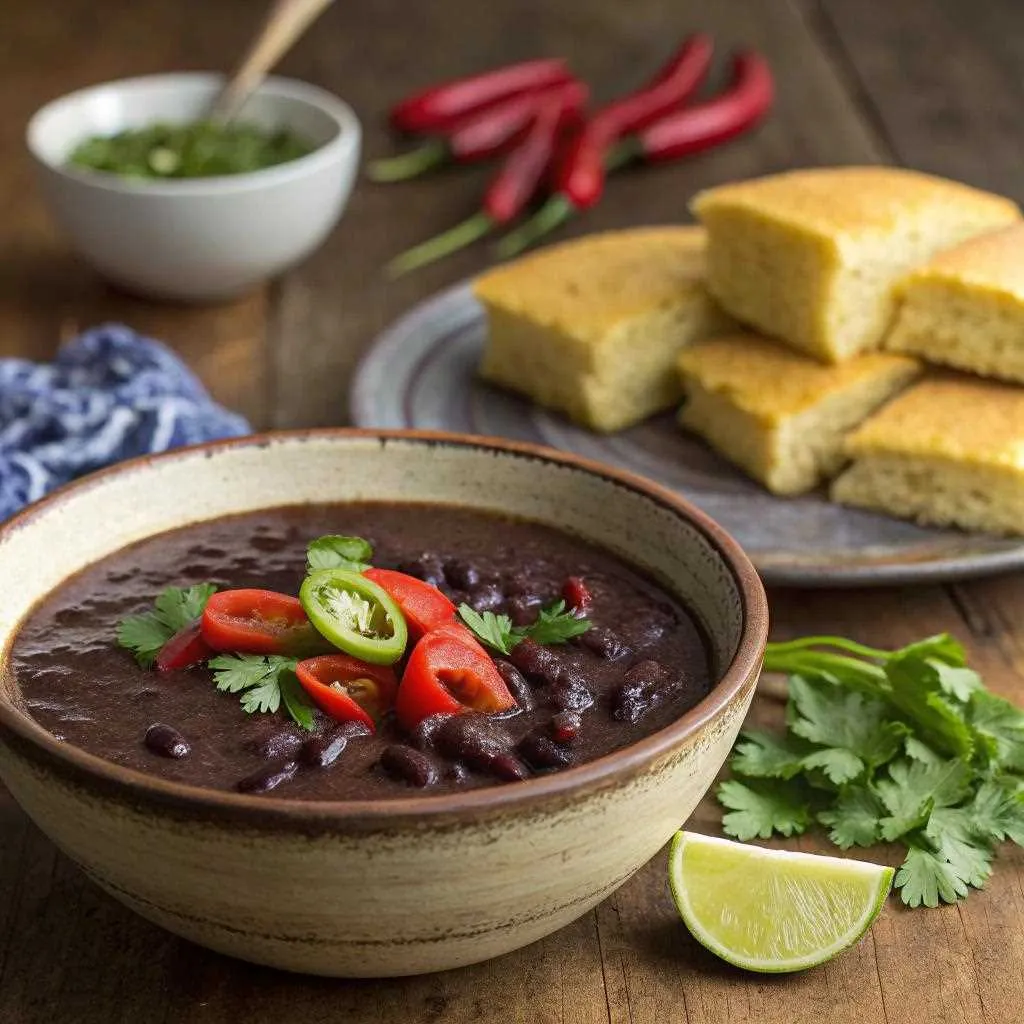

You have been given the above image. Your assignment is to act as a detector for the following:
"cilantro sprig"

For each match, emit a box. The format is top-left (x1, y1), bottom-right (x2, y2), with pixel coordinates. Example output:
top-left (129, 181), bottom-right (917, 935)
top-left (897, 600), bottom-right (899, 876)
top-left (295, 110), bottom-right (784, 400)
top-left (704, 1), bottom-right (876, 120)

top-left (209, 654), bottom-right (316, 730)
top-left (116, 583), bottom-right (217, 667)
top-left (458, 599), bottom-right (590, 655)
top-left (306, 535), bottom-right (373, 572)
top-left (717, 633), bottom-right (1024, 908)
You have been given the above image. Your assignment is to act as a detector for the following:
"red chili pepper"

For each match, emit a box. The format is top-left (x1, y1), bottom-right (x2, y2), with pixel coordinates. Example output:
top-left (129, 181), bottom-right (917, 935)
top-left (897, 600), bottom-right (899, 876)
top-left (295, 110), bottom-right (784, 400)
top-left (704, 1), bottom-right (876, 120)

top-left (155, 620), bottom-right (213, 672)
top-left (390, 58), bottom-right (572, 134)
top-left (395, 623), bottom-right (516, 731)
top-left (561, 577), bottom-right (593, 616)
top-left (387, 93), bottom-right (575, 276)
top-left (201, 589), bottom-right (330, 657)
top-left (621, 50), bottom-right (774, 163)
top-left (295, 654), bottom-right (398, 731)
top-left (369, 79), bottom-right (587, 182)
top-left (362, 567), bottom-right (456, 641)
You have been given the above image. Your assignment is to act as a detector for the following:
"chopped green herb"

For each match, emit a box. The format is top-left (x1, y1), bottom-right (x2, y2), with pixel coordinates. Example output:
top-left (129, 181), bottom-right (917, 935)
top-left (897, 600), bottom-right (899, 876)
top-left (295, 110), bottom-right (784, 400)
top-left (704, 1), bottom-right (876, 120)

top-left (718, 633), bottom-right (1024, 907)
top-left (458, 599), bottom-right (591, 655)
top-left (116, 583), bottom-right (217, 667)
top-left (306, 535), bottom-right (374, 572)
top-left (68, 121), bottom-right (314, 180)
top-left (209, 654), bottom-right (315, 731)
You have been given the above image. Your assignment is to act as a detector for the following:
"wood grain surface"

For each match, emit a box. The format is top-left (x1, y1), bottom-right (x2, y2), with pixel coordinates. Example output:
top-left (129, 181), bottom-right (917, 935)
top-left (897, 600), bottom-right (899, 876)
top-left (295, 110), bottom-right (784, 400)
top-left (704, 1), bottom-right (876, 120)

top-left (2, 1), bottom-right (1023, 1021)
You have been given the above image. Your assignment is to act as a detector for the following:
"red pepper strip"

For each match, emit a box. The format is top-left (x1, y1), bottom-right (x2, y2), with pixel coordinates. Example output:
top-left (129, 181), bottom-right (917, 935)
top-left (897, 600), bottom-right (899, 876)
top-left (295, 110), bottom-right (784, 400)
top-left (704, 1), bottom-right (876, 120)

top-left (390, 58), bottom-right (572, 135)
top-left (369, 79), bottom-right (587, 182)
top-left (617, 50), bottom-right (774, 163)
top-left (387, 95), bottom-right (572, 277)
top-left (201, 589), bottom-right (331, 657)
top-left (155, 620), bottom-right (213, 672)
top-left (395, 623), bottom-right (516, 731)
top-left (362, 567), bottom-right (456, 641)
top-left (295, 654), bottom-right (399, 731)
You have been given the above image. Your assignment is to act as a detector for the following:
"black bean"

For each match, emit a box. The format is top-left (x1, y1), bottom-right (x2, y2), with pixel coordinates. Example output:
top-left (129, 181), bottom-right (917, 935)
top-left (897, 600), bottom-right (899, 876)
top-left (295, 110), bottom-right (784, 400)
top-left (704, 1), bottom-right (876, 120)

top-left (494, 660), bottom-right (535, 711)
top-left (446, 762), bottom-right (469, 783)
top-left (381, 745), bottom-right (438, 788)
top-left (444, 558), bottom-right (480, 590)
top-left (506, 593), bottom-right (543, 627)
top-left (510, 638), bottom-right (562, 683)
top-left (489, 753), bottom-right (530, 782)
top-left (236, 760), bottom-right (298, 794)
top-left (610, 660), bottom-right (679, 724)
top-left (468, 582), bottom-right (505, 613)
top-left (336, 719), bottom-right (373, 739)
top-left (300, 730), bottom-right (348, 768)
top-left (549, 668), bottom-right (594, 712)
top-left (551, 710), bottom-right (582, 743)
top-left (581, 627), bottom-right (632, 661)
top-left (144, 723), bottom-right (191, 759)
top-left (257, 730), bottom-right (303, 761)
top-left (518, 733), bottom-right (573, 771)
top-left (411, 711), bottom-right (456, 751)
top-left (434, 713), bottom-right (517, 778)
top-left (397, 552), bottom-right (446, 589)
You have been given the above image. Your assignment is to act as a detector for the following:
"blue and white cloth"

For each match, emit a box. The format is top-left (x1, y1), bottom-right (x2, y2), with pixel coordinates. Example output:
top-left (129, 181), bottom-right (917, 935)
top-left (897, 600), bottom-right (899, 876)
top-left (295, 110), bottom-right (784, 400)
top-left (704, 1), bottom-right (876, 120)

top-left (0, 324), bottom-right (251, 519)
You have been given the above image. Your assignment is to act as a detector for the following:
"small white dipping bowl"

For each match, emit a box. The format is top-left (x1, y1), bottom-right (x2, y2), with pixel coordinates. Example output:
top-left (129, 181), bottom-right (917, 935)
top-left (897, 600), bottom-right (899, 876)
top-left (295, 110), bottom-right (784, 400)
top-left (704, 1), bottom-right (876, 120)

top-left (26, 72), bottom-right (361, 302)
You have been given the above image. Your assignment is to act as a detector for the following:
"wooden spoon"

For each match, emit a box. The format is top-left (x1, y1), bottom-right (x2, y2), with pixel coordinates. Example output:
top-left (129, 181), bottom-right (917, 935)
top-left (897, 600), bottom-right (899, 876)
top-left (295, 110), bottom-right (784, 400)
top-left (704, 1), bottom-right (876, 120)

top-left (207, 0), bottom-right (336, 123)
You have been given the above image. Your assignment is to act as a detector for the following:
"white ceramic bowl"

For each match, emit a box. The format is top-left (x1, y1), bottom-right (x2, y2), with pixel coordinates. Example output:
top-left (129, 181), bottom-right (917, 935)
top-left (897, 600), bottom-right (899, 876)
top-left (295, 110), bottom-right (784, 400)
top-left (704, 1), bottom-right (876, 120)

top-left (0, 431), bottom-right (767, 977)
top-left (26, 72), bottom-right (361, 302)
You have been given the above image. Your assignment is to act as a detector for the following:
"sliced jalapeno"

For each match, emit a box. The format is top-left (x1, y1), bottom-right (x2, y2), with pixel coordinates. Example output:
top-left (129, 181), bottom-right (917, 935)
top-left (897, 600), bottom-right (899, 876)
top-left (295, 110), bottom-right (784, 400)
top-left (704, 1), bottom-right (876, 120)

top-left (299, 569), bottom-right (408, 665)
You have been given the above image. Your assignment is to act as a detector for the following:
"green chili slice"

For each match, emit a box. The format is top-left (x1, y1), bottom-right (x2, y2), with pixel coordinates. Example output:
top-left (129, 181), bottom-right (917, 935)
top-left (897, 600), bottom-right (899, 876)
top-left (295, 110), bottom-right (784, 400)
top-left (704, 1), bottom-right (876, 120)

top-left (299, 569), bottom-right (408, 665)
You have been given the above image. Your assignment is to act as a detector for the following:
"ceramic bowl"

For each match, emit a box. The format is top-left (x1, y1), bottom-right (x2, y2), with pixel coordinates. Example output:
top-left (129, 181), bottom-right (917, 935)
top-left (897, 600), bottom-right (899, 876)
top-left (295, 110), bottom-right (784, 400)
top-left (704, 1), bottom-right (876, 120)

top-left (0, 431), bottom-right (767, 977)
top-left (26, 73), bottom-right (361, 302)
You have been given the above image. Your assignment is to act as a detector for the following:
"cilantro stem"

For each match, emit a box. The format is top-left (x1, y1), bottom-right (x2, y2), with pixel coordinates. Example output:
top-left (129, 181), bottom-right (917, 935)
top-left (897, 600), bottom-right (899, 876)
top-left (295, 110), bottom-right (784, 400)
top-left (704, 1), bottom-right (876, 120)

top-left (765, 636), bottom-right (893, 661)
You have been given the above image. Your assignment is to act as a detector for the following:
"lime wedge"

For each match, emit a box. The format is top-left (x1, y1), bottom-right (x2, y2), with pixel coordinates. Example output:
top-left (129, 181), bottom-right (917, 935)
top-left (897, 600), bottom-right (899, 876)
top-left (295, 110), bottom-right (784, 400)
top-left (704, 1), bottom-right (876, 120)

top-left (668, 831), bottom-right (893, 973)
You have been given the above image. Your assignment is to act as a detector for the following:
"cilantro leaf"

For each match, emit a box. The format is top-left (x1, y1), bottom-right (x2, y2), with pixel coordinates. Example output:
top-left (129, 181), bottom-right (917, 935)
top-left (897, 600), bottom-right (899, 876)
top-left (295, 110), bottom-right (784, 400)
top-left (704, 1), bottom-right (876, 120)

top-left (875, 758), bottom-right (971, 842)
top-left (458, 604), bottom-right (515, 655)
top-left (966, 778), bottom-right (1024, 845)
top-left (523, 600), bottom-right (591, 645)
top-left (730, 730), bottom-right (811, 779)
top-left (904, 735), bottom-right (942, 764)
top-left (306, 535), bottom-right (373, 572)
top-left (458, 599), bottom-right (590, 654)
top-left (817, 786), bottom-right (884, 848)
top-left (931, 662), bottom-right (983, 703)
top-left (969, 690), bottom-right (1024, 771)
top-left (116, 583), bottom-right (217, 667)
top-left (786, 675), bottom-right (905, 781)
top-left (925, 808), bottom-right (994, 889)
top-left (896, 842), bottom-right (970, 908)
top-left (717, 779), bottom-right (812, 841)
top-left (209, 654), bottom-right (314, 730)
top-left (884, 654), bottom-right (975, 759)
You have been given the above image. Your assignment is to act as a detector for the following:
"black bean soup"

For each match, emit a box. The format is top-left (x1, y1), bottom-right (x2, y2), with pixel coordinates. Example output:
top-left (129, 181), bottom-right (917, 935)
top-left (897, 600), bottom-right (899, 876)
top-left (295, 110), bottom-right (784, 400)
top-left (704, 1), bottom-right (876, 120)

top-left (11, 503), bottom-right (713, 800)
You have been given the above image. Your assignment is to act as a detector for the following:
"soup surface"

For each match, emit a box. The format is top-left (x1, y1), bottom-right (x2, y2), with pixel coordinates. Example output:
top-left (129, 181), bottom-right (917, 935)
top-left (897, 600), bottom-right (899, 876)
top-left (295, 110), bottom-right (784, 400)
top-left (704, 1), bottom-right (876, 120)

top-left (11, 503), bottom-right (713, 800)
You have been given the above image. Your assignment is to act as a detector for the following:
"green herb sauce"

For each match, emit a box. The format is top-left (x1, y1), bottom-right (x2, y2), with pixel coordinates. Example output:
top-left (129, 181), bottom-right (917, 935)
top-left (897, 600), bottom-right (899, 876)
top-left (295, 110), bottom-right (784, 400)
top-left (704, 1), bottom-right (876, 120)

top-left (68, 121), bottom-right (315, 179)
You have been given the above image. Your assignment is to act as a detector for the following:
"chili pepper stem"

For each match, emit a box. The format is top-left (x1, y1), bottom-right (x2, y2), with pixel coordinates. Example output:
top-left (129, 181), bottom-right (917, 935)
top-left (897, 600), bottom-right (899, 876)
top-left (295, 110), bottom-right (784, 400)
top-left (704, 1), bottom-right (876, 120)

top-left (495, 194), bottom-right (575, 258)
top-left (387, 212), bottom-right (495, 277)
top-left (366, 139), bottom-right (449, 183)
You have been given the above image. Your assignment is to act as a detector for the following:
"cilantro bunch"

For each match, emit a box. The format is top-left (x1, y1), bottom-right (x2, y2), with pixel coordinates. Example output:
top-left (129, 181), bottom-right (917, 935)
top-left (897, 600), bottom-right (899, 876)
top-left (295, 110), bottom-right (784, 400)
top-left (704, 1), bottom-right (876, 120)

top-left (718, 634), bottom-right (1024, 908)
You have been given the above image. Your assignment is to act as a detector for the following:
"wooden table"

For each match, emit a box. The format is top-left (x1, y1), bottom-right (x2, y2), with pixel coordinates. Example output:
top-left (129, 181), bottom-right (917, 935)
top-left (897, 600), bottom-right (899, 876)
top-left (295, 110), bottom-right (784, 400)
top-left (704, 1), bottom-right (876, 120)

top-left (3, 1), bottom-right (1024, 1021)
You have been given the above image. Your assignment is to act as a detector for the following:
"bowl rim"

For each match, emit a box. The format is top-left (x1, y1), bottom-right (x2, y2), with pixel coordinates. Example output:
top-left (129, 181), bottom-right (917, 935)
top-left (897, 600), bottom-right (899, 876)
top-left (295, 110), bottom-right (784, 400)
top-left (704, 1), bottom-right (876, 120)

top-left (25, 71), bottom-right (361, 197)
top-left (0, 428), bottom-right (768, 830)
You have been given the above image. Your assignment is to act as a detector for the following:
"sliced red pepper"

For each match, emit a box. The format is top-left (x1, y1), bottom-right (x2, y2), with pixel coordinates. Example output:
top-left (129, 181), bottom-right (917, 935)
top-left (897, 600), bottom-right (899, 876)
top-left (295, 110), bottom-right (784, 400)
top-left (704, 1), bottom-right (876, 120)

top-left (155, 620), bottom-right (213, 672)
top-left (396, 623), bottom-right (516, 732)
top-left (562, 576), bottom-right (593, 616)
top-left (295, 654), bottom-right (398, 731)
top-left (362, 567), bottom-right (456, 642)
top-left (201, 589), bottom-right (328, 657)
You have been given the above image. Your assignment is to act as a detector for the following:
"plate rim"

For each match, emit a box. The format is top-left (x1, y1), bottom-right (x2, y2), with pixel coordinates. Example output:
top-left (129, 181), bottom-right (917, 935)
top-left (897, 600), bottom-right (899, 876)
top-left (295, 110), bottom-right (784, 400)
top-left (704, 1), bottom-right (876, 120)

top-left (350, 278), bottom-right (1024, 588)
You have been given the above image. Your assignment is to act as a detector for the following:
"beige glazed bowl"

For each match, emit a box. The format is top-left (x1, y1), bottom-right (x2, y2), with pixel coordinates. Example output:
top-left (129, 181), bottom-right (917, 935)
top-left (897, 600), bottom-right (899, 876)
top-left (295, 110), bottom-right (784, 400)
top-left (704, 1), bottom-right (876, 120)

top-left (0, 431), bottom-right (767, 977)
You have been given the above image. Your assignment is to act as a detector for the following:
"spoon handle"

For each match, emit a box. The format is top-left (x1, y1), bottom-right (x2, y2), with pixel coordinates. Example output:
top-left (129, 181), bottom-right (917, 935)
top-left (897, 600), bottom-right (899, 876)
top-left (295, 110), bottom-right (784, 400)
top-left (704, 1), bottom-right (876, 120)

top-left (209, 0), bottom-right (336, 123)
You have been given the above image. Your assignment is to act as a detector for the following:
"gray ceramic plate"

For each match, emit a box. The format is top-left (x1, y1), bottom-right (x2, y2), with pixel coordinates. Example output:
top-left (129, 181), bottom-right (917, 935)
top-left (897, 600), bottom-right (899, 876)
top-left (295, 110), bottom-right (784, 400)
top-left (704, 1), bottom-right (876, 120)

top-left (351, 281), bottom-right (1024, 586)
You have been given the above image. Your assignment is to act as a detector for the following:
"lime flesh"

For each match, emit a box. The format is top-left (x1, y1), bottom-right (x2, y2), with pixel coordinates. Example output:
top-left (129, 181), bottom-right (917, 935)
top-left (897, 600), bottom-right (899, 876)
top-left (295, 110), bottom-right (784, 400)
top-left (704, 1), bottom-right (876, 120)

top-left (669, 832), bottom-right (893, 973)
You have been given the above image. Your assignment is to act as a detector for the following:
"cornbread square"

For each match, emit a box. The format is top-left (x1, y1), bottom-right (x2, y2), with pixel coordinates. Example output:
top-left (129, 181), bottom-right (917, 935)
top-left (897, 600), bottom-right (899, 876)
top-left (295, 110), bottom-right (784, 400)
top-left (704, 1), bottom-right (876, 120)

top-left (474, 227), bottom-right (736, 432)
top-left (677, 334), bottom-right (920, 495)
top-left (832, 375), bottom-right (1024, 536)
top-left (691, 167), bottom-right (1020, 363)
top-left (887, 223), bottom-right (1024, 382)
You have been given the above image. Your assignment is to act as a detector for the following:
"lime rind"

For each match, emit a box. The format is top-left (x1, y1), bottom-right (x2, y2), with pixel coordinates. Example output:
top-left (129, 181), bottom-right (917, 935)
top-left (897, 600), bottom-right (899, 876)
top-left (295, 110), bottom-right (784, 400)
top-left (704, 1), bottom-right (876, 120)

top-left (669, 831), bottom-right (894, 973)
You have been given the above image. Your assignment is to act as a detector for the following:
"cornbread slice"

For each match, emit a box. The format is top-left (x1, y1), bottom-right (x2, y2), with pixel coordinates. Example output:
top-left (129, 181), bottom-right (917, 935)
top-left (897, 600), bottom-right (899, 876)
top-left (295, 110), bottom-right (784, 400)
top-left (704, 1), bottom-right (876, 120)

top-left (677, 334), bottom-right (920, 495)
top-left (887, 223), bottom-right (1024, 382)
top-left (832, 375), bottom-right (1024, 536)
top-left (474, 227), bottom-right (736, 432)
top-left (691, 167), bottom-right (1020, 363)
